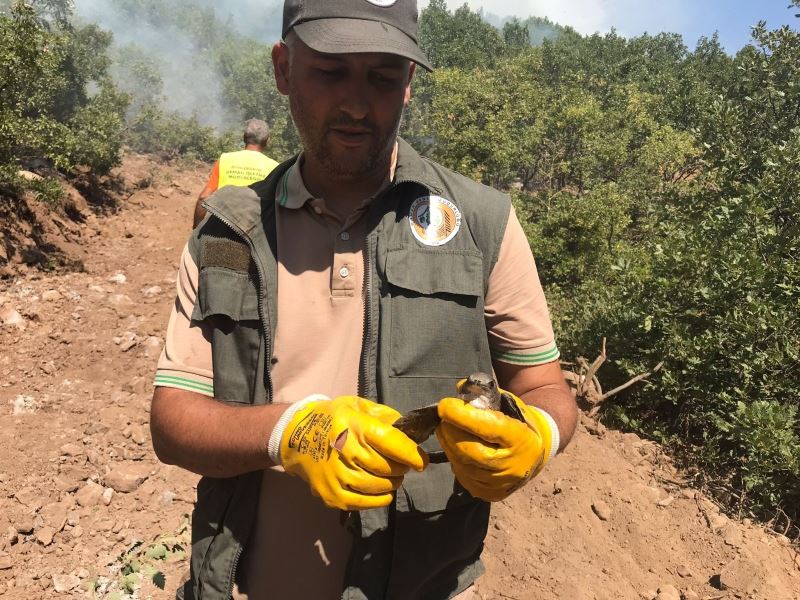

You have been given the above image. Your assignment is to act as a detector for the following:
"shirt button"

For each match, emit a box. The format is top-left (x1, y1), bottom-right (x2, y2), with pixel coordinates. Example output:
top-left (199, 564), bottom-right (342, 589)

top-left (339, 267), bottom-right (350, 279)
top-left (340, 232), bottom-right (350, 241)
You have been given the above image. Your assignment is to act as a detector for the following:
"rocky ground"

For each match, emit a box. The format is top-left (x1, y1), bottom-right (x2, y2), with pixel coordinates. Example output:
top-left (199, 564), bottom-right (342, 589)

top-left (0, 155), bottom-right (798, 600)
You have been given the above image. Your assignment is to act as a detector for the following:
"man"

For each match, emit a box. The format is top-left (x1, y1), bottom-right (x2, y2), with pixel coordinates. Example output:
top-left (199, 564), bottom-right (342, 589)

top-left (192, 118), bottom-right (279, 227)
top-left (151, 1), bottom-right (578, 599)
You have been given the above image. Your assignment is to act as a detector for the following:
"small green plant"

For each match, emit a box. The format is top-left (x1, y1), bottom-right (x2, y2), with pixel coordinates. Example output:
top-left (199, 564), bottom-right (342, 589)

top-left (93, 517), bottom-right (190, 599)
top-left (28, 176), bottom-right (64, 208)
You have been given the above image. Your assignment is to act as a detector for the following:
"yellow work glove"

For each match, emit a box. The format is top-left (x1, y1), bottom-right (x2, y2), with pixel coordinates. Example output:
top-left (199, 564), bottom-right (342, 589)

top-left (436, 388), bottom-right (559, 502)
top-left (268, 396), bottom-right (428, 511)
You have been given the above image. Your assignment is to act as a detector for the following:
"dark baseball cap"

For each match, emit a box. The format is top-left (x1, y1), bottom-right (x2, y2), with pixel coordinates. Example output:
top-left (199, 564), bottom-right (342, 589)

top-left (283, 0), bottom-right (433, 71)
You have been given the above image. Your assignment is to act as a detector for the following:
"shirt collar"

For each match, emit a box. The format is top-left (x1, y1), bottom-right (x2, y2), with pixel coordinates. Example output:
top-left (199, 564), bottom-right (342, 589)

top-left (275, 143), bottom-right (400, 211)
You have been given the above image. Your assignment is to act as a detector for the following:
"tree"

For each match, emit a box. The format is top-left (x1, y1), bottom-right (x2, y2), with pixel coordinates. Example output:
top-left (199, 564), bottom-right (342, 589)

top-left (418, 0), bottom-right (506, 70)
top-left (571, 17), bottom-right (800, 519)
top-left (0, 2), bottom-right (127, 173)
top-left (502, 18), bottom-right (529, 54)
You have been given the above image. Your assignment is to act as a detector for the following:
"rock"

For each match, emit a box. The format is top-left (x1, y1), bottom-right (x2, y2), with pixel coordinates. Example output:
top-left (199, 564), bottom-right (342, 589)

top-left (14, 486), bottom-right (40, 507)
top-left (52, 574), bottom-right (80, 593)
top-left (160, 491), bottom-right (176, 506)
top-left (60, 443), bottom-right (84, 457)
top-left (5, 526), bottom-right (18, 546)
top-left (708, 514), bottom-right (728, 532)
top-left (591, 499), bottom-right (612, 521)
top-left (74, 481), bottom-right (104, 507)
top-left (0, 551), bottom-right (11, 570)
top-left (125, 376), bottom-right (148, 395)
top-left (11, 395), bottom-right (36, 415)
top-left (108, 294), bottom-right (133, 307)
top-left (143, 336), bottom-right (163, 355)
top-left (41, 290), bottom-right (62, 302)
top-left (96, 519), bottom-right (113, 532)
top-left (15, 520), bottom-right (34, 535)
top-left (682, 590), bottom-right (700, 600)
top-left (55, 476), bottom-right (81, 494)
top-left (130, 426), bottom-right (148, 446)
top-left (680, 489), bottom-right (696, 499)
top-left (657, 496), bottom-right (675, 508)
top-left (104, 463), bottom-right (151, 493)
top-left (120, 337), bottom-right (138, 352)
top-left (0, 307), bottom-right (26, 330)
top-left (584, 419), bottom-right (607, 437)
top-left (640, 590), bottom-right (657, 600)
top-left (654, 584), bottom-right (680, 600)
top-left (141, 286), bottom-right (162, 298)
top-left (69, 526), bottom-right (83, 540)
top-left (17, 170), bottom-right (42, 182)
top-left (677, 565), bottom-right (693, 578)
top-left (721, 523), bottom-right (743, 547)
top-left (108, 273), bottom-right (127, 285)
top-left (101, 488), bottom-right (114, 506)
top-left (40, 502), bottom-right (69, 532)
top-left (40, 361), bottom-right (56, 375)
top-left (719, 558), bottom-right (763, 593)
top-left (35, 526), bottom-right (56, 546)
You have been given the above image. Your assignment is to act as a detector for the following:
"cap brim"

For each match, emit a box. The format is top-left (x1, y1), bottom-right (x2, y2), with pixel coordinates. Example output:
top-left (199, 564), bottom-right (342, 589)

top-left (293, 18), bottom-right (433, 72)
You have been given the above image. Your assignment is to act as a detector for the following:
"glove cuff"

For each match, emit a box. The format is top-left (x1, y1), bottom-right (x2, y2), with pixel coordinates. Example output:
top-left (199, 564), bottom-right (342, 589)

top-left (531, 407), bottom-right (560, 463)
top-left (267, 394), bottom-right (330, 466)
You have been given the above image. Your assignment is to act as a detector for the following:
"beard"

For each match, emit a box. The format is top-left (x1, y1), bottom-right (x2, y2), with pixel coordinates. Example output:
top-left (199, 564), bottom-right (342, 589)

top-left (288, 89), bottom-right (402, 180)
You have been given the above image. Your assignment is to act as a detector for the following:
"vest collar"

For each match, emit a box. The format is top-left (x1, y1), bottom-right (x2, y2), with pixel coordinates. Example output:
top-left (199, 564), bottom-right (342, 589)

top-left (203, 137), bottom-right (444, 238)
top-left (393, 137), bottom-right (444, 196)
top-left (202, 158), bottom-right (295, 238)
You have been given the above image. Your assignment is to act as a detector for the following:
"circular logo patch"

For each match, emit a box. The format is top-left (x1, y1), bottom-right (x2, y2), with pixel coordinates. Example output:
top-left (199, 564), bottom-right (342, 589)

top-left (409, 196), bottom-right (462, 247)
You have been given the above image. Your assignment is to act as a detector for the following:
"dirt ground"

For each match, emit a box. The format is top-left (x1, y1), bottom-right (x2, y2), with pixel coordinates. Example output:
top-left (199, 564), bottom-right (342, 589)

top-left (0, 155), bottom-right (798, 600)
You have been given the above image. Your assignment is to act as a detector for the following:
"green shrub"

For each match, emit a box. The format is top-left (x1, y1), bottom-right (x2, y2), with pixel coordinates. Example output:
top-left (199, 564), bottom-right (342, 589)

top-left (0, 2), bottom-right (128, 174)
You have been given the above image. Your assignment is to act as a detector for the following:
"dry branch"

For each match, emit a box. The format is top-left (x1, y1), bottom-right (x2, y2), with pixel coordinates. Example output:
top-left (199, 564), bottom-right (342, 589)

top-left (566, 339), bottom-right (664, 418)
top-left (600, 362), bottom-right (664, 401)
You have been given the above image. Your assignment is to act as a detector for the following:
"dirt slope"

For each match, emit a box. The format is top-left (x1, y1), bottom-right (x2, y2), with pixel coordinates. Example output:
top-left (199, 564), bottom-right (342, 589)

top-left (0, 155), bottom-right (797, 600)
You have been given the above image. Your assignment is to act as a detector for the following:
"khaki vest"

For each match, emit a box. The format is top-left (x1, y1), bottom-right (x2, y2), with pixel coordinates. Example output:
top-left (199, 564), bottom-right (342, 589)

top-left (182, 139), bottom-right (511, 600)
top-left (217, 150), bottom-right (278, 189)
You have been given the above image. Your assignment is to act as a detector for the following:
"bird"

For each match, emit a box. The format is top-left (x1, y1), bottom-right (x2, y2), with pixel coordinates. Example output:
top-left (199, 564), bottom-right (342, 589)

top-left (392, 372), bottom-right (526, 463)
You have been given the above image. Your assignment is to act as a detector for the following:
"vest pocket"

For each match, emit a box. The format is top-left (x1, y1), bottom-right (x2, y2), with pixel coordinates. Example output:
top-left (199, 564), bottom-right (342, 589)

top-left (386, 465), bottom-right (489, 599)
top-left (384, 248), bottom-right (485, 379)
top-left (192, 267), bottom-right (263, 404)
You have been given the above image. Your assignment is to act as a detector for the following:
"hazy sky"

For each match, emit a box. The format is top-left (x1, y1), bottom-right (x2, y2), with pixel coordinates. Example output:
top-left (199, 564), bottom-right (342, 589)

top-left (423, 0), bottom-right (799, 51)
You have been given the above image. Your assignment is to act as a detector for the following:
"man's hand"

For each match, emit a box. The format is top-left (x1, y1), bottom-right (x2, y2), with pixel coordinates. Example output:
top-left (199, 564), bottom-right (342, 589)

top-left (436, 388), bottom-right (557, 502)
top-left (276, 396), bottom-right (428, 511)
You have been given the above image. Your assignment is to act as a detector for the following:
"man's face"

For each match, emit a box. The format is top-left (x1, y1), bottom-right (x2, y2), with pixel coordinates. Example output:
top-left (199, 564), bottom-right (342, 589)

top-left (273, 37), bottom-right (415, 180)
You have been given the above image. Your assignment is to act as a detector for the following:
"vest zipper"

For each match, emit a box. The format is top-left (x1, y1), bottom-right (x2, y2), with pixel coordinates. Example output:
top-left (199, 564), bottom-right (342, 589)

top-left (203, 207), bottom-right (274, 403)
top-left (359, 232), bottom-right (375, 398)
top-left (202, 205), bottom-right (272, 597)
top-left (357, 180), bottom-right (429, 399)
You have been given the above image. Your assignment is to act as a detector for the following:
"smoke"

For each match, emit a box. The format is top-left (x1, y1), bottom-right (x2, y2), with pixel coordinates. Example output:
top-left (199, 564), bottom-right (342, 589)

top-left (190, 0), bottom-right (284, 42)
top-left (422, 0), bottom-right (612, 35)
top-left (72, 0), bottom-right (284, 130)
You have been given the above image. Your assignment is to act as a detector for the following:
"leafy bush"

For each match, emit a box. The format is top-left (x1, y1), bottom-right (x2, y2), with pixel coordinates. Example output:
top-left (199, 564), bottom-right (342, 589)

top-left (125, 105), bottom-right (235, 161)
top-left (0, 2), bottom-right (128, 175)
top-left (419, 1), bottom-right (800, 525)
top-left (546, 21), bottom-right (800, 522)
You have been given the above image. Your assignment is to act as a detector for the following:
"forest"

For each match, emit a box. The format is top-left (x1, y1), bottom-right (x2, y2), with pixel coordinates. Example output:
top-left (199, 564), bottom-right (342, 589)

top-left (1, 0), bottom-right (798, 530)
